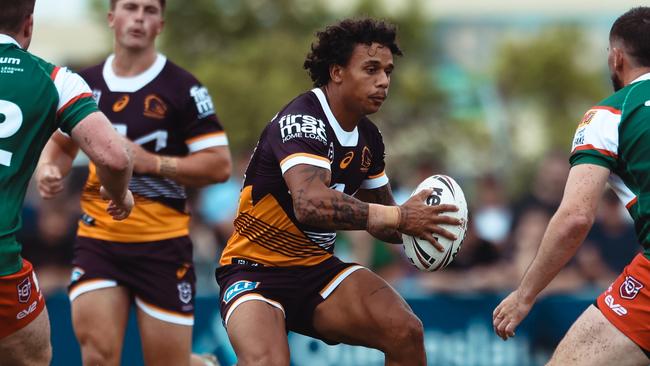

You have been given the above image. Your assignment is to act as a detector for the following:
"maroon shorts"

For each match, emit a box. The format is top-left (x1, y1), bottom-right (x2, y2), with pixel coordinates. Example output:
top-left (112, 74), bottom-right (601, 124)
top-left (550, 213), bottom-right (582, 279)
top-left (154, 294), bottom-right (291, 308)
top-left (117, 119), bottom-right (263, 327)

top-left (68, 236), bottom-right (196, 326)
top-left (215, 256), bottom-right (364, 342)
top-left (0, 260), bottom-right (46, 339)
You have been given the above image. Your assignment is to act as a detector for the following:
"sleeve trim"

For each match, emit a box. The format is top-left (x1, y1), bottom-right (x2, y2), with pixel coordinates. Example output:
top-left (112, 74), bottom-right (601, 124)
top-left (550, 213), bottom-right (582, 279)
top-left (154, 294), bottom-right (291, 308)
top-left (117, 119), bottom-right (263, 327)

top-left (187, 133), bottom-right (229, 153)
top-left (591, 106), bottom-right (621, 115)
top-left (360, 173), bottom-right (389, 189)
top-left (57, 93), bottom-right (93, 117)
top-left (571, 144), bottom-right (617, 158)
top-left (280, 154), bottom-right (331, 174)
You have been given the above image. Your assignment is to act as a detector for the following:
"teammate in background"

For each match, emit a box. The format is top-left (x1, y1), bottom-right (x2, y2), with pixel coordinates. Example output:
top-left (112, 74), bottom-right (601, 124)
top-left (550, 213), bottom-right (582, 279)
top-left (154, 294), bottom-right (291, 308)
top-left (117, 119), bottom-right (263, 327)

top-left (36, 0), bottom-right (230, 365)
top-left (216, 18), bottom-right (461, 366)
top-left (0, 1), bottom-right (133, 365)
top-left (493, 7), bottom-right (650, 365)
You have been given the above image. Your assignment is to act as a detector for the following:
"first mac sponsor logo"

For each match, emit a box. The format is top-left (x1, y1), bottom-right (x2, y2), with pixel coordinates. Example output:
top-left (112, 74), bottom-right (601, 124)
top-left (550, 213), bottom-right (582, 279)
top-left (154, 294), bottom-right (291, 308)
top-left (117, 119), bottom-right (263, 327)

top-left (223, 280), bottom-right (259, 304)
top-left (278, 114), bottom-right (327, 144)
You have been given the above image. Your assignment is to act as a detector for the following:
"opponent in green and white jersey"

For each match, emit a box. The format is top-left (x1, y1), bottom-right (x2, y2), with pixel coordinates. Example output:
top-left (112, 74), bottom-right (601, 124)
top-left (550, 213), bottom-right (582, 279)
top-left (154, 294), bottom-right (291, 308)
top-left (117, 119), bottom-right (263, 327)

top-left (570, 73), bottom-right (650, 258)
top-left (0, 34), bottom-right (98, 276)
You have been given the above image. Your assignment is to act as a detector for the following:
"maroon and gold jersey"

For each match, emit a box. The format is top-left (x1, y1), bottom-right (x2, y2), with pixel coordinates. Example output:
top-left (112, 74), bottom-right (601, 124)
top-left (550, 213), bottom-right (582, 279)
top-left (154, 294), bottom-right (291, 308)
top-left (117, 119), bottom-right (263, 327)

top-left (78, 54), bottom-right (228, 242)
top-left (220, 88), bottom-right (388, 267)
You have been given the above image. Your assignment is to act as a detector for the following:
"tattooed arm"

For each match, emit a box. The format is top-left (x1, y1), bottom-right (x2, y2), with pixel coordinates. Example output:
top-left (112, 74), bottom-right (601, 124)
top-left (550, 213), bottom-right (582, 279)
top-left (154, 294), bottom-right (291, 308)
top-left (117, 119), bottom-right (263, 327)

top-left (355, 185), bottom-right (402, 243)
top-left (284, 164), bottom-right (369, 230)
top-left (284, 164), bottom-right (461, 248)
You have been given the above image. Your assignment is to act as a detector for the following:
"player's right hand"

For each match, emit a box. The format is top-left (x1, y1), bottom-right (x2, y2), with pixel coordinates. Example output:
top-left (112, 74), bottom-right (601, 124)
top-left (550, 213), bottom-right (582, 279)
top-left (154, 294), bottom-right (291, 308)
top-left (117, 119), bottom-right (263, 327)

top-left (36, 163), bottom-right (64, 199)
top-left (398, 189), bottom-right (462, 252)
top-left (100, 187), bottom-right (134, 221)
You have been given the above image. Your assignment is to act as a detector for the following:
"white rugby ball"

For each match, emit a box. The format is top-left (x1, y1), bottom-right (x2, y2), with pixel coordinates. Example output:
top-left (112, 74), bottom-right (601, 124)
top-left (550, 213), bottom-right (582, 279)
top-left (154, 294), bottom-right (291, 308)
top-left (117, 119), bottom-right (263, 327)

top-left (402, 175), bottom-right (468, 272)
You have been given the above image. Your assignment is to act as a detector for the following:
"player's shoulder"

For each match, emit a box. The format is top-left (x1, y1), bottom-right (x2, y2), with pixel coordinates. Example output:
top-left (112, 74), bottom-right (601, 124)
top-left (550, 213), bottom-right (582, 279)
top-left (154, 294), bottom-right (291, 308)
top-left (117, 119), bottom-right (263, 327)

top-left (159, 58), bottom-right (202, 86)
top-left (281, 90), bottom-right (323, 115)
top-left (78, 62), bottom-right (103, 80)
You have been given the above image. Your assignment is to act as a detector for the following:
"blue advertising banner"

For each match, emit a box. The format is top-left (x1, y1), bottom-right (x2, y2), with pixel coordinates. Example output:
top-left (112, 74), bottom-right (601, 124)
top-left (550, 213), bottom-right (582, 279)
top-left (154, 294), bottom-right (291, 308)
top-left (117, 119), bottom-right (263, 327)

top-left (46, 291), bottom-right (597, 366)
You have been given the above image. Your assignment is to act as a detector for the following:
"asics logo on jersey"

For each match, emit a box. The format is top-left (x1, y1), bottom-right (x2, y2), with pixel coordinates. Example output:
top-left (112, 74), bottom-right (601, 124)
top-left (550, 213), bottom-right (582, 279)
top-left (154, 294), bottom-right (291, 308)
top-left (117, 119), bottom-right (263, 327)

top-left (190, 86), bottom-right (215, 118)
top-left (113, 95), bottom-right (130, 112)
top-left (0, 57), bottom-right (19, 65)
top-left (223, 280), bottom-right (259, 304)
top-left (620, 275), bottom-right (644, 300)
top-left (279, 114), bottom-right (327, 144)
top-left (340, 152), bottom-right (354, 169)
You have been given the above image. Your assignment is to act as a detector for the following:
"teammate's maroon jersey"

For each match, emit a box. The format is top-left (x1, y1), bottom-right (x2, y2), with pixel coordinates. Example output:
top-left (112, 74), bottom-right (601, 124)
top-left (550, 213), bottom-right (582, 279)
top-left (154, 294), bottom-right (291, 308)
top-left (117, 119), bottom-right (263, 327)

top-left (78, 54), bottom-right (228, 243)
top-left (221, 88), bottom-right (389, 267)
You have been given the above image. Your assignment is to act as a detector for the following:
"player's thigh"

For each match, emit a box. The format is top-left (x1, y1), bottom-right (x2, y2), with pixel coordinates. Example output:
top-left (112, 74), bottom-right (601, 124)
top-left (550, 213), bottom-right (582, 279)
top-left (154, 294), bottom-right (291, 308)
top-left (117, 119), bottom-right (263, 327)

top-left (135, 306), bottom-right (192, 366)
top-left (549, 305), bottom-right (649, 366)
top-left (312, 268), bottom-right (422, 350)
top-left (227, 299), bottom-right (289, 366)
top-left (71, 286), bottom-right (130, 353)
top-left (0, 306), bottom-right (51, 366)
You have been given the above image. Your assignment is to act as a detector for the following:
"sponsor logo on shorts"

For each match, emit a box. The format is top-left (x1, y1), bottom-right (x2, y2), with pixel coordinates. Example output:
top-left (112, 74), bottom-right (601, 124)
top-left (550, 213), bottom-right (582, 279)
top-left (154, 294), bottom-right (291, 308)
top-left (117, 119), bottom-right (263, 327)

top-left (177, 282), bottom-right (193, 304)
top-left (278, 114), bottom-right (327, 144)
top-left (176, 263), bottom-right (191, 279)
top-left (70, 267), bottom-right (85, 283)
top-left (16, 301), bottom-right (38, 320)
top-left (223, 280), bottom-right (259, 304)
top-left (605, 294), bottom-right (628, 316)
top-left (620, 275), bottom-right (644, 300)
top-left (17, 277), bottom-right (31, 303)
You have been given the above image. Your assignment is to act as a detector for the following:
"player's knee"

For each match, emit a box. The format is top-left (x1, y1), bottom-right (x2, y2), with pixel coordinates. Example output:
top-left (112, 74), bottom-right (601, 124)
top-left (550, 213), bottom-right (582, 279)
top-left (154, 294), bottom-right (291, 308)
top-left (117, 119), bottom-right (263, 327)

top-left (238, 349), bottom-right (289, 366)
top-left (388, 313), bottom-right (424, 351)
top-left (78, 334), bottom-right (119, 365)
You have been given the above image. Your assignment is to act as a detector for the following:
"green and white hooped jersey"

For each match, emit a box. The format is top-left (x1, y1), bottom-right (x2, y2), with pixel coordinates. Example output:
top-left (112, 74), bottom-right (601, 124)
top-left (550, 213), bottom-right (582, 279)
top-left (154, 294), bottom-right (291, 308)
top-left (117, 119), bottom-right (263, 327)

top-left (0, 34), bottom-right (98, 276)
top-left (570, 73), bottom-right (650, 258)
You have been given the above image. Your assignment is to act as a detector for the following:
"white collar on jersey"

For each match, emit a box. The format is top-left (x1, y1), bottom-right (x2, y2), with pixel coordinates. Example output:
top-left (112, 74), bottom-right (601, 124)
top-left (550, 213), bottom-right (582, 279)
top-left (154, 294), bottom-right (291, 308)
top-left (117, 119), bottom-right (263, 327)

top-left (0, 34), bottom-right (21, 48)
top-left (311, 88), bottom-right (359, 147)
top-left (631, 73), bottom-right (650, 84)
top-left (102, 53), bottom-right (167, 92)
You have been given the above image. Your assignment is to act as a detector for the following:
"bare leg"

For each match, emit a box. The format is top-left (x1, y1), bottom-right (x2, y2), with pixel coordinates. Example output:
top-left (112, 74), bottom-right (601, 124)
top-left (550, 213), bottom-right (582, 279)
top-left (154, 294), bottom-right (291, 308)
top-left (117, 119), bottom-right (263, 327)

top-left (548, 305), bottom-right (649, 366)
top-left (226, 300), bottom-right (289, 366)
top-left (72, 286), bottom-right (130, 366)
top-left (136, 305), bottom-right (193, 366)
top-left (0, 307), bottom-right (51, 366)
top-left (313, 268), bottom-right (425, 366)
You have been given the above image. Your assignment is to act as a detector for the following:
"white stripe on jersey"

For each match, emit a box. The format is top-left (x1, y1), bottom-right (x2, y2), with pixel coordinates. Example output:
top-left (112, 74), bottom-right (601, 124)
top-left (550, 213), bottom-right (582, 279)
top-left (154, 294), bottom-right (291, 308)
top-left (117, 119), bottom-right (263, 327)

top-left (53, 68), bottom-right (93, 114)
top-left (608, 174), bottom-right (637, 208)
top-left (187, 134), bottom-right (229, 153)
top-left (312, 88), bottom-right (359, 147)
top-left (280, 155), bottom-right (331, 174)
top-left (103, 53), bottom-right (167, 92)
top-left (571, 108), bottom-right (621, 156)
top-left (360, 173), bottom-right (389, 190)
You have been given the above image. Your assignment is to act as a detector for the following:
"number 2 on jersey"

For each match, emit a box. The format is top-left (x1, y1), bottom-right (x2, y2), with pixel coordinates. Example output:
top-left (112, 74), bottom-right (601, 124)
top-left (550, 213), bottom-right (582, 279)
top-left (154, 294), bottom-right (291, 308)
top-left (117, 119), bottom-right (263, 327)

top-left (0, 100), bottom-right (23, 167)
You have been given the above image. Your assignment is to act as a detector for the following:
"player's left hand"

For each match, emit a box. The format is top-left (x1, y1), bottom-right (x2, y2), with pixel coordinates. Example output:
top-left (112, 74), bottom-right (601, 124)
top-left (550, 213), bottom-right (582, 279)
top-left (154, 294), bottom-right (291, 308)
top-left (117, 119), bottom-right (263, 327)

top-left (492, 290), bottom-right (534, 341)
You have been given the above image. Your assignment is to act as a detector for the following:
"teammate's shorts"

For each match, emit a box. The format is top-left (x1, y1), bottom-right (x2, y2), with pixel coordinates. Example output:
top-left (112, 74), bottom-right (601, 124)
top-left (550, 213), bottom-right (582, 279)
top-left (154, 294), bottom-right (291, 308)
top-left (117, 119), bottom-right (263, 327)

top-left (596, 253), bottom-right (650, 355)
top-left (68, 236), bottom-right (196, 326)
top-left (215, 256), bottom-right (364, 342)
top-left (0, 260), bottom-right (46, 339)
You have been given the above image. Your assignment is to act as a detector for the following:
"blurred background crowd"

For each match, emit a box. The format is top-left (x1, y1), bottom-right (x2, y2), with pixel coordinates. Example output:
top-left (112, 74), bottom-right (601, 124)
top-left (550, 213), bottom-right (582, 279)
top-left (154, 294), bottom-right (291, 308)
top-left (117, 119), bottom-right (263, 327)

top-left (22, 0), bottom-right (643, 300)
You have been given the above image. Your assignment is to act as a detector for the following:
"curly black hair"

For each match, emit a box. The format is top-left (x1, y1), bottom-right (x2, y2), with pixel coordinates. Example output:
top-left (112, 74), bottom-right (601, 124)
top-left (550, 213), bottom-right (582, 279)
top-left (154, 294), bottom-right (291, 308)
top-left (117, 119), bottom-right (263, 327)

top-left (304, 18), bottom-right (403, 87)
top-left (610, 7), bottom-right (650, 67)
